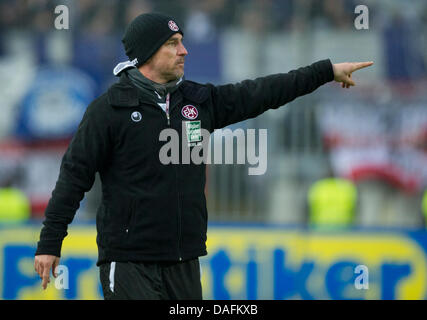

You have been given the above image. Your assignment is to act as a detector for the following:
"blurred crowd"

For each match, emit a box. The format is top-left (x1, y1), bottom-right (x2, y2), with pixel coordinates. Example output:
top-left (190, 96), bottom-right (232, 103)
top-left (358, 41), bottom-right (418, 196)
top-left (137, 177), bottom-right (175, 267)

top-left (0, 0), bottom-right (383, 35)
top-left (1, 0), bottom-right (426, 84)
top-left (1, 0), bottom-right (427, 33)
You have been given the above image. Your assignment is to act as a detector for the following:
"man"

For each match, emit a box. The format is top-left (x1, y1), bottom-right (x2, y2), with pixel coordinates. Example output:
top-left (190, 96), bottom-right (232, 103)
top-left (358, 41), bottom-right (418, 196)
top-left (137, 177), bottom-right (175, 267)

top-left (34, 12), bottom-right (373, 299)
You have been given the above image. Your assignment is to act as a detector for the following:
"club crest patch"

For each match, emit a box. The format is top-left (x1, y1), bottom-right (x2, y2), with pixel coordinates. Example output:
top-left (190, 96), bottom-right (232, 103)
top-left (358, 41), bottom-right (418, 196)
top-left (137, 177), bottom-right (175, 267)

top-left (181, 105), bottom-right (198, 120)
top-left (168, 20), bottom-right (179, 32)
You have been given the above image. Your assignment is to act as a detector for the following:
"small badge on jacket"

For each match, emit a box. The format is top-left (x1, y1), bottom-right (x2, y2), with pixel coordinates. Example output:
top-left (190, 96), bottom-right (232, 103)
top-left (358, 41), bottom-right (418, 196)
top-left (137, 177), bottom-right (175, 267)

top-left (181, 105), bottom-right (198, 120)
top-left (131, 111), bottom-right (142, 122)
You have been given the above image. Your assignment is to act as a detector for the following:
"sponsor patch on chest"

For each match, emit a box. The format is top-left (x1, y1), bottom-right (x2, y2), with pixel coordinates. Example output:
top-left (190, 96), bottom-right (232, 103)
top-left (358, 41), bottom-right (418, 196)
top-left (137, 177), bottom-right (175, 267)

top-left (185, 120), bottom-right (202, 147)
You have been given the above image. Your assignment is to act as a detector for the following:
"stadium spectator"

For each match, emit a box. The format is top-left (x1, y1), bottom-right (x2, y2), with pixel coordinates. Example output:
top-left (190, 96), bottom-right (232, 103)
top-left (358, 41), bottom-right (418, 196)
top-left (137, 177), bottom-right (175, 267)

top-left (383, 11), bottom-right (427, 82)
top-left (422, 189), bottom-right (427, 228)
top-left (0, 171), bottom-right (30, 223)
top-left (308, 176), bottom-right (357, 229)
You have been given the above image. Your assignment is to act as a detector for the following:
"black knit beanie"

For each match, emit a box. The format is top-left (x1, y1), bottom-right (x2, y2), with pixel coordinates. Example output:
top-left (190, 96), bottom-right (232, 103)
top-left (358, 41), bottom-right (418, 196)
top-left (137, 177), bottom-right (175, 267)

top-left (122, 13), bottom-right (184, 67)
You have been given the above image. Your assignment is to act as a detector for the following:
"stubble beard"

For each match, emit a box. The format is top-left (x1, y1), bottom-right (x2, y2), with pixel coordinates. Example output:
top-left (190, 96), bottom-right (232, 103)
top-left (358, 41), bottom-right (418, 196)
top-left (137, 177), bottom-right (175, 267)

top-left (161, 66), bottom-right (184, 82)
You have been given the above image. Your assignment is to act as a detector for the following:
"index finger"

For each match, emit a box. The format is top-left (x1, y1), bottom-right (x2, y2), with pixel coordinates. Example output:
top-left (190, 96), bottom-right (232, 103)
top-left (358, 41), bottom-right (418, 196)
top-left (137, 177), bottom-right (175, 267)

top-left (42, 267), bottom-right (50, 290)
top-left (352, 61), bottom-right (374, 71)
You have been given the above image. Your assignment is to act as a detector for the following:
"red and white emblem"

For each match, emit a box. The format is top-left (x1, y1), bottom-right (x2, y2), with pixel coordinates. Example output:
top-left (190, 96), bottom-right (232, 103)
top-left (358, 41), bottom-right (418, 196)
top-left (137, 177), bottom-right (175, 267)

top-left (181, 105), bottom-right (198, 120)
top-left (168, 20), bottom-right (179, 32)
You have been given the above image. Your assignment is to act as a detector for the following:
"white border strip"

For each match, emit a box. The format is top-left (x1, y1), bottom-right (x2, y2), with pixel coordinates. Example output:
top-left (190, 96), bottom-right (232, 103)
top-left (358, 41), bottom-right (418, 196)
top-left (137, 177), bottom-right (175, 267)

top-left (109, 261), bottom-right (116, 293)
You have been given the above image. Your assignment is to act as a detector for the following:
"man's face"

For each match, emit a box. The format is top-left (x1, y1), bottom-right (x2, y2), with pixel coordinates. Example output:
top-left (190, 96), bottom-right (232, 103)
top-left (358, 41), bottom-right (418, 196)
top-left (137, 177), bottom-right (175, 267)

top-left (146, 33), bottom-right (188, 83)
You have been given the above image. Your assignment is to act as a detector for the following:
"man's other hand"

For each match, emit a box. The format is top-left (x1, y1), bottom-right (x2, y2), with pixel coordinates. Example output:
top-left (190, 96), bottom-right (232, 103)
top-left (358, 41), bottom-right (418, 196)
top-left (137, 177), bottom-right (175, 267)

top-left (34, 255), bottom-right (60, 290)
top-left (333, 61), bottom-right (374, 88)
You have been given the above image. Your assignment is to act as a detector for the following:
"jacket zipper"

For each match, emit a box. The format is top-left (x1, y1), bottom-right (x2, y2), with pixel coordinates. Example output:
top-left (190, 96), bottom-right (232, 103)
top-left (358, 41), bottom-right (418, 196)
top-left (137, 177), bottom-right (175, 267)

top-left (125, 200), bottom-right (135, 235)
top-left (177, 182), bottom-right (182, 261)
top-left (165, 93), bottom-right (171, 126)
top-left (166, 92), bottom-right (182, 261)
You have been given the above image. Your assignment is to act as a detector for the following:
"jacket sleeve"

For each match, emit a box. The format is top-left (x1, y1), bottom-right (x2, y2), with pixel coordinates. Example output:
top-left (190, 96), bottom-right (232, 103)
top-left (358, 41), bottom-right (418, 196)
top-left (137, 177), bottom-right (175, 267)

top-left (35, 99), bottom-right (112, 257)
top-left (208, 59), bottom-right (334, 129)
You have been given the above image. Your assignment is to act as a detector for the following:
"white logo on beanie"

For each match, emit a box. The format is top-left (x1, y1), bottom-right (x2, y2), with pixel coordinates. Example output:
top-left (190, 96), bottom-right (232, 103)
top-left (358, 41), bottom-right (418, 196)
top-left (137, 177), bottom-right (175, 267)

top-left (168, 20), bottom-right (179, 31)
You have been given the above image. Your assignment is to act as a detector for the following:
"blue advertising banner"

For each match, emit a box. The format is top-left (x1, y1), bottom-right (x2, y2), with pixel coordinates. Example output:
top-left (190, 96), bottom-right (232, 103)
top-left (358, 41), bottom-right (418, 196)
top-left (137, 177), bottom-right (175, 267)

top-left (15, 66), bottom-right (95, 141)
top-left (0, 224), bottom-right (426, 300)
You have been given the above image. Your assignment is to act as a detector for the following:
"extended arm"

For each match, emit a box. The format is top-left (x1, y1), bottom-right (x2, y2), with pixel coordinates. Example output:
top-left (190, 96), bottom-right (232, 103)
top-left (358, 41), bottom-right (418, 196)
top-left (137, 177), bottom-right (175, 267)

top-left (34, 99), bottom-right (112, 289)
top-left (208, 59), bottom-right (373, 129)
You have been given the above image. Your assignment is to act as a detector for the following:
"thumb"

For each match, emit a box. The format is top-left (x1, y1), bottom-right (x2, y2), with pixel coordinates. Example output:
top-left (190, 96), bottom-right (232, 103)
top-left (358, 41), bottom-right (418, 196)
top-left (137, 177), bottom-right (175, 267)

top-left (347, 75), bottom-right (356, 86)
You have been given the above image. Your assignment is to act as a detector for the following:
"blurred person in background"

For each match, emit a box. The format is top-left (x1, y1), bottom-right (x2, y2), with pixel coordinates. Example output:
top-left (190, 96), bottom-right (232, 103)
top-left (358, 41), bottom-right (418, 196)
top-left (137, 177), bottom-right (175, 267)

top-left (422, 190), bottom-right (427, 228)
top-left (307, 175), bottom-right (357, 229)
top-left (33, 11), bottom-right (372, 299)
top-left (383, 6), bottom-right (427, 82)
top-left (72, 0), bottom-right (121, 95)
top-left (0, 169), bottom-right (30, 223)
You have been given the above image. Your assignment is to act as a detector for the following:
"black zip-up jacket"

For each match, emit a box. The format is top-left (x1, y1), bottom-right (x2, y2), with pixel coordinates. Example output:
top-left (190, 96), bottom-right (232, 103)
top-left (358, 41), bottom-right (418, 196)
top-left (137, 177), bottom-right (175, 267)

top-left (35, 59), bottom-right (334, 265)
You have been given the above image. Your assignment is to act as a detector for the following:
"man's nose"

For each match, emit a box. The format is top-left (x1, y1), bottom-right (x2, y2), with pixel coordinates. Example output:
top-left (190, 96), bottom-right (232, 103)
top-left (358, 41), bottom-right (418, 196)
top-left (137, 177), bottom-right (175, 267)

top-left (178, 43), bottom-right (188, 56)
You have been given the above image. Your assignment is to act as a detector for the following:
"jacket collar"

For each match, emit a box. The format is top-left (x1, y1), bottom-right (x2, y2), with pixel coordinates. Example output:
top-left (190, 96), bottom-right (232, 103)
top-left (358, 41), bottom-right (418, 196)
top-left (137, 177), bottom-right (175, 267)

top-left (107, 72), bottom-right (140, 107)
top-left (107, 72), bottom-right (209, 108)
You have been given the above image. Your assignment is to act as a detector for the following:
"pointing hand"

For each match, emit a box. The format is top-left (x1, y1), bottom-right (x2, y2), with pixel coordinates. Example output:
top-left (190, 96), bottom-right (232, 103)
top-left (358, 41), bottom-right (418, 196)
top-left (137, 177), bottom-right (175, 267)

top-left (333, 61), bottom-right (374, 89)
